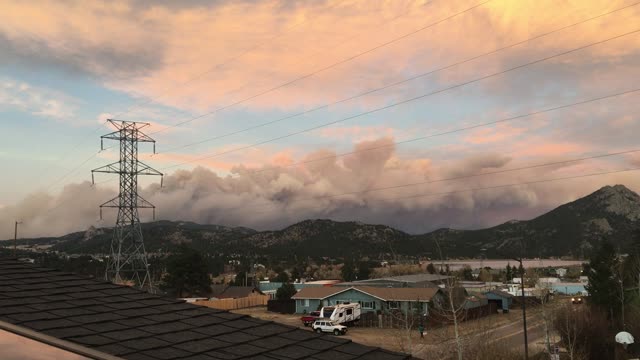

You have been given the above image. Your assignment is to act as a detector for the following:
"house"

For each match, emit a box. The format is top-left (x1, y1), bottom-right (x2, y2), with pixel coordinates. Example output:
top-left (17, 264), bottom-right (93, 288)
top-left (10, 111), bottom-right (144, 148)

top-left (458, 281), bottom-right (503, 293)
top-left (209, 285), bottom-right (265, 299)
top-left (537, 277), bottom-right (560, 289)
top-left (0, 258), bottom-right (412, 359)
top-left (337, 273), bottom-right (451, 288)
top-left (291, 286), bottom-right (348, 314)
top-left (292, 286), bottom-right (443, 315)
top-left (463, 293), bottom-right (488, 309)
top-left (552, 282), bottom-right (588, 295)
top-left (257, 281), bottom-right (325, 300)
top-left (556, 268), bottom-right (568, 277)
top-left (485, 290), bottom-right (514, 312)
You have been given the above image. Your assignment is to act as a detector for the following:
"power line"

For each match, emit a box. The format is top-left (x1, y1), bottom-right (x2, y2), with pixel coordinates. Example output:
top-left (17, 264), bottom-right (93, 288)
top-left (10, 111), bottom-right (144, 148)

top-left (20, 2), bottom-right (341, 199)
top-left (88, 87), bottom-right (640, 190)
top-left (159, 0), bottom-right (437, 152)
top-left (45, 150), bottom-right (103, 193)
top-left (160, 1), bottom-right (640, 155)
top-left (219, 149), bottom-right (640, 213)
top-left (112, 1), bottom-right (343, 120)
top-left (233, 88), bottom-right (640, 176)
top-left (160, 28), bottom-right (640, 170)
top-left (149, 0), bottom-right (492, 136)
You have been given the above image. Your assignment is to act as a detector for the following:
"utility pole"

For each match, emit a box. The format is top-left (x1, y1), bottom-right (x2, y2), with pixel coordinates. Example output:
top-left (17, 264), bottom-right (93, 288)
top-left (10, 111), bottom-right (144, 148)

top-left (514, 257), bottom-right (529, 360)
top-left (13, 221), bottom-right (22, 258)
top-left (92, 120), bottom-right (163, 290)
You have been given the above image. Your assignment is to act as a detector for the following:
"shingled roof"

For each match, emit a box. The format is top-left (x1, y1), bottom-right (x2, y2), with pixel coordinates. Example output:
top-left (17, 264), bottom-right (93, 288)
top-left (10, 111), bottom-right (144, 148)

top-left (0, 259), bottom-right (412, 360)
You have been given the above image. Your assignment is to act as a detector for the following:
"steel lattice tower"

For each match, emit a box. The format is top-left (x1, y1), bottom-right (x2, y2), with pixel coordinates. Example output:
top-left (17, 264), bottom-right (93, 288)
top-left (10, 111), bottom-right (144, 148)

top-left (92, 120), bottom-right (163, 289)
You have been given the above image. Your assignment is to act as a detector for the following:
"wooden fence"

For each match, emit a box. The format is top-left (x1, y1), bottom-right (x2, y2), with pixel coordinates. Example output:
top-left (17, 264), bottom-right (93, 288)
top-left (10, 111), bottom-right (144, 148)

top-left (194, 295), bottom-right (269, 310)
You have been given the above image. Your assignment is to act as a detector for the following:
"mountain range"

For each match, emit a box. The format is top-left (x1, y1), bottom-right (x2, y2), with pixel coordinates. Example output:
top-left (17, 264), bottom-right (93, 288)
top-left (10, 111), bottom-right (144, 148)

top-left (7, 184), bottom-right (640, 259)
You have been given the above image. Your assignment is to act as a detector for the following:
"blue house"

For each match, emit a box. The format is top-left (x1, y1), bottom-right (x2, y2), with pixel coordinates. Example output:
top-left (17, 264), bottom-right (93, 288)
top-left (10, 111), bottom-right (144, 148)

top-left (291, 286), bottom-right (443, 315)
top-left (551, 282), bottom-right (588, 295)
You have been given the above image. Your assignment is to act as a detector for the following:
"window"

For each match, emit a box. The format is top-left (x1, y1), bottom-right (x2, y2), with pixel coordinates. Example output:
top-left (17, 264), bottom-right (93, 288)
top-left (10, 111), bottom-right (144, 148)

top-left (360, 301), bottom-right (375, 309)
top-left (388, 301), bottom-right (400, 309)
top-left (304, 299), bottom-right (310, 307)
top-left (346, 309), bottom-right (353, 315)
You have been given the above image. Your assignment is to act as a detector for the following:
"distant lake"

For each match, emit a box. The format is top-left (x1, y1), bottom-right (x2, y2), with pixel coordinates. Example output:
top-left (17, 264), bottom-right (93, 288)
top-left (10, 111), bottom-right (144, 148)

top-left (436, 259), bottom-right (583, 270)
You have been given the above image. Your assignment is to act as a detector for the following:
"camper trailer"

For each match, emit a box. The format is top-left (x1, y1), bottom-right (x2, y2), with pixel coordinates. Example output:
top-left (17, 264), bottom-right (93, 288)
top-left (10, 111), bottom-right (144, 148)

top-left (319, 303), bottom-right (361, 325)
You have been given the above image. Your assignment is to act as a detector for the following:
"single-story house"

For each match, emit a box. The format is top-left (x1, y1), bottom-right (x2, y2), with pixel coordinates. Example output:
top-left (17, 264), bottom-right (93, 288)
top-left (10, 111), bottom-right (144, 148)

top-left (291, 286), bottom-right (443, 315)
top-left (485, 290), bottom-right (514, 311)
top-left (463, 293), bottom-right (488, 309)
top-left (336, 274), bottom-right (451, 288)
top-left (257, 282), bottom-right (310, 299)
top-left (537, 277), bottom-right (561, 289)
top-left (556, 268), bottom-right (568, 277)
top-left (210, 285), bottom-right (266, 299)
top-left (552, 282), bottom-right (588, 295)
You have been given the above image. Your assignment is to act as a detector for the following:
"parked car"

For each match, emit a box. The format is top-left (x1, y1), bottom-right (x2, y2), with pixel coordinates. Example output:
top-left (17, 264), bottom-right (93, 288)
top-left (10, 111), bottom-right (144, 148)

top-left (311, 320), bottom-right (348, 335)
top-left (571, 297), bottom-right (583, 304)
top-left (300, 311), bottom-right (321, 327)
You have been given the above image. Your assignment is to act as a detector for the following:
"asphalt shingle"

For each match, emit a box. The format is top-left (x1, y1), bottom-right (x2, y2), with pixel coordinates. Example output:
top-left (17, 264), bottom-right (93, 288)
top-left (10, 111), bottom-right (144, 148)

top-left (0, 259), bottom-right (412, 360)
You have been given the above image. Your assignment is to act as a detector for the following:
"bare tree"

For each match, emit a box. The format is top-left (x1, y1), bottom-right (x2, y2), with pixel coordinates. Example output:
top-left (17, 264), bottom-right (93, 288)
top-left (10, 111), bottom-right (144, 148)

top-left (553, 305), bottom-right (585, 360)
top-left (432, 240), bottom-right (465, 360)
top-left (387, 301), bottom-right (428, 357)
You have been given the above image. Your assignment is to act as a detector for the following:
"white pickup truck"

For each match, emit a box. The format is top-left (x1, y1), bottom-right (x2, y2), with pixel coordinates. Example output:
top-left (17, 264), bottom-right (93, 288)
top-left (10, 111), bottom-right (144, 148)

top-left (311, 319), bottom-right (348, 336)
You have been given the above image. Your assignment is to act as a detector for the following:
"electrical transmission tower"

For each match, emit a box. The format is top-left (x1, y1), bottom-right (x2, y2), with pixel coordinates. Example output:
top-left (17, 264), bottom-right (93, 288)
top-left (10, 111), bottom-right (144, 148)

top-left (92, 120), bottom-right (163, 289)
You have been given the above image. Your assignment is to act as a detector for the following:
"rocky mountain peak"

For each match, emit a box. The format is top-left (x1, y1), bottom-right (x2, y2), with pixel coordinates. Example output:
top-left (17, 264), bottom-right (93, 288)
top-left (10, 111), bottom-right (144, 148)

top-left (589, 185), bottom-right (640, 220)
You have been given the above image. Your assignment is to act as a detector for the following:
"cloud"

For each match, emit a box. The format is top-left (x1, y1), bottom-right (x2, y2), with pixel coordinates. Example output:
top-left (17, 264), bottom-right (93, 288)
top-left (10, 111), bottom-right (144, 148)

top-left (3, 136), bottom-right (639, 238)
top-left (1, 0), bottom-right (638, 118)
top-left (0, 77), bottom-right (78, 122)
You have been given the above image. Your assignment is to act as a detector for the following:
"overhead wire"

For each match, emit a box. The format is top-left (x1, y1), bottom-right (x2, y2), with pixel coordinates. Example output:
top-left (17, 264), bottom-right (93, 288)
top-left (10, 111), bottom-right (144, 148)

top-left (240, 167), bottom-right (640, 216)
top-left (160, 1), bottom-right (640, 155)
top-left (37, 0), bottom-right (436, 192)
top-left (23, 1), bottom-right (344, 198)
top-left (216, 148), bottom-right (640, 213)
top-left (111, 1), bottom-right (345, 120)
top-left (157, 0), bottom-right (435, 148)
top-left (159, 28), bottom-right (640, 170)
top-left (232, 88), bottom-right (640, 176)
top-left (149, 0), bottom-right (492, 136)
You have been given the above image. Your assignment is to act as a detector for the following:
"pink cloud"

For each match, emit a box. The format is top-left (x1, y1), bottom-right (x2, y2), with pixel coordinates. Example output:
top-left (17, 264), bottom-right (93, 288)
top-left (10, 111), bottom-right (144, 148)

top-left (2, 0), bottom-right (638, 117)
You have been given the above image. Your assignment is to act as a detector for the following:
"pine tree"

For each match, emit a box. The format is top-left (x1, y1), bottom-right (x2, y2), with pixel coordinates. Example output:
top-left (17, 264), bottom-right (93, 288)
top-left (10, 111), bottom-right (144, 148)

top-left (341, 258), bottom-right (357, 281)
top-left (426, 263), bottom-right (437, 274)
top-left (161, 244), bottom-right (212, 298)
top-left (357, 261), bottom-right (371, 280)
top-left (505, 263), bottom-right (513, 282)
top-left (586, 240), bottom-right (621, 317)
top-left (276, 283), bottom-right (297, 300)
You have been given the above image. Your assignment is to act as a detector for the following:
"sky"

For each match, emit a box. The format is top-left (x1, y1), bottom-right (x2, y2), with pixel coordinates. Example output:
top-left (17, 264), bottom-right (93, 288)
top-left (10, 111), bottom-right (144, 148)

top-left (1, 0), bottom-right (640, 238)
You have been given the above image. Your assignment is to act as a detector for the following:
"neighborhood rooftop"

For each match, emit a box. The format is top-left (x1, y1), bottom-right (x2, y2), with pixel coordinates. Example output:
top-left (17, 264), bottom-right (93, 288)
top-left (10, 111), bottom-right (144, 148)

top-left (292, 286), bottom-right (440, 302)
top-left (347, 274), bottom-right (451, 284)
top-left (0, 258), bottom-right (413, 360)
